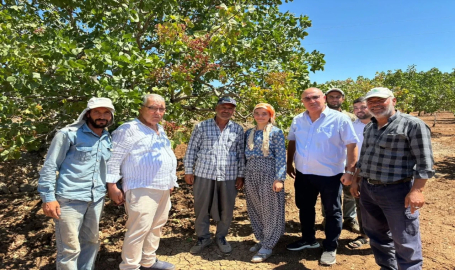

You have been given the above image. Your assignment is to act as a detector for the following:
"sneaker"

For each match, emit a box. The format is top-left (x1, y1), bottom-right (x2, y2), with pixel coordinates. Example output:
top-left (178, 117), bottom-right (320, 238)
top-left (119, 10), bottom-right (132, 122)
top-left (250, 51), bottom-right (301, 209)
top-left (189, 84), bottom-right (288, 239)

top-left (286, 239), bottom-right (320, 251)
top-left (344, 219), bottom-right (360, 233)
top-left (216, 236), bottom-right (232, 253)
top-left (251, 251), bottom-right (272, 263)
top-left (320, 250), bottom-right (337, 265)
top-left (249, 243), bottom-right (262, 252)
top-left (140, 260), bottom-right (175, 270)
top-left (189, 237), bottom-right (212, 254)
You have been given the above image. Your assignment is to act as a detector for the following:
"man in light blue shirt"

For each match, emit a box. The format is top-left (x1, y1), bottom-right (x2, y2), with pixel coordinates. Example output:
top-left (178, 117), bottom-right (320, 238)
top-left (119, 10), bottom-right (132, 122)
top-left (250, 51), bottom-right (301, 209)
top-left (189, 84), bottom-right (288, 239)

top-left (38, 97), bottom-right (115, 270)
top-left (286, 88), bottom-right (358, 266)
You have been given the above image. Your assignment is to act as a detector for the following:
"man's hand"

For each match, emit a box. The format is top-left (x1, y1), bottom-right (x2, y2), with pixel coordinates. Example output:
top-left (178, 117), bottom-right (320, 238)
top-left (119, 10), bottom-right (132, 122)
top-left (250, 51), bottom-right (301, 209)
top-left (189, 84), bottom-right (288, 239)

top-left (235, 177), bottom-right (244, 190)
top-left (107, 183), bottom-right (125, 205)
top-left (350, 178), bottom-right (360, 198)
top-left (405, 178), bottom-right (427, 214)
top-left (405, 189), bottom-right (425, 214)
top-left (272, 180), bottom-right (284, 192)
top-left (185, 174), bottom-right (195, 185)
top-left (340, 173), bottom-right (353, 186)
top-left (42, 201), bottom-right (61, 219)
top-left (287, 164), bottom-right (296, 179)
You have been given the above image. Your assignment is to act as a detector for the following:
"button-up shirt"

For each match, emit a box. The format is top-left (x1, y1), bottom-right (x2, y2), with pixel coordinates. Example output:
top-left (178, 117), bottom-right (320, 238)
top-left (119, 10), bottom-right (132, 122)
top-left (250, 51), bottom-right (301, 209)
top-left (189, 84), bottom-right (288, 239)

top-left (244, 126), bottom-right (286, 180)
top-left (288, 107), bottom-right (359, 177)
top-left (184, 118), bottom-right (245, 181)
top-left (38, 123), bottom-right (111, 203)
top-left (106, 119), bottom-right (178, 193)
top-left (357, 111), bottom-right (435, 183)
top-left (353, 118), bottom-right (366, 158)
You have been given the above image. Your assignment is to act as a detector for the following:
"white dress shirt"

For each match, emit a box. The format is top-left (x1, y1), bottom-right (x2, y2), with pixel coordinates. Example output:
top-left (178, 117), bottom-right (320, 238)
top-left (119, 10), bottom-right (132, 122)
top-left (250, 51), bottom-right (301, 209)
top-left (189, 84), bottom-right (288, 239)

top-left (106, 119), bottom-right (178, 193)
top-left (352, 118), bottom-right (366, 158)
top-left (287, 107), bottom-right (359, 176)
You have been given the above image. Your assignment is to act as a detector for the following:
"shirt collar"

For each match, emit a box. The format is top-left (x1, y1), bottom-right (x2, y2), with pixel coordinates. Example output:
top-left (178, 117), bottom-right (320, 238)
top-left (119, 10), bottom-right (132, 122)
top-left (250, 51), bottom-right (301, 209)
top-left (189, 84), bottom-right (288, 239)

top-left (134, 118), bottom-right (163, 134)
top-left (81, 123), bottom-right (109, 138)
top-left (212, 116), bottom-right (233, 126)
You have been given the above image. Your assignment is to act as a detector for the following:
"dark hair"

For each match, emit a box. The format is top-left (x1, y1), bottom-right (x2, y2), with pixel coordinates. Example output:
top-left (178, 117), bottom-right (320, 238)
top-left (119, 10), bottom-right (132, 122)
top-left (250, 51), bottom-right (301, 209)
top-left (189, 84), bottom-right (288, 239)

top-left (353, 96), bottom-right (366, 104)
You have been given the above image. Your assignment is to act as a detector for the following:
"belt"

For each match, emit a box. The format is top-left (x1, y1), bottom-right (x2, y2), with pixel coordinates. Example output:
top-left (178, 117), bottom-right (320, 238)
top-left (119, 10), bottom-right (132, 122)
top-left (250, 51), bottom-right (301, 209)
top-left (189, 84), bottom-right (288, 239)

top-left (365, 176), bottom-right (413, 186)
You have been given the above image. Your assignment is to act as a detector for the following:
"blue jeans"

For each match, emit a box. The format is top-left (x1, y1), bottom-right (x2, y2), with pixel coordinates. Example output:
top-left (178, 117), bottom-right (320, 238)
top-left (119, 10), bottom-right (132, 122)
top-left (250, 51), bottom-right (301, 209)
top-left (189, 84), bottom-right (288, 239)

top-left (360, 179), bottom-right (422, 270)
top-left (294, 171), bottom-right (343, 251)
top-left (54, 196), bottom-right (104, 270)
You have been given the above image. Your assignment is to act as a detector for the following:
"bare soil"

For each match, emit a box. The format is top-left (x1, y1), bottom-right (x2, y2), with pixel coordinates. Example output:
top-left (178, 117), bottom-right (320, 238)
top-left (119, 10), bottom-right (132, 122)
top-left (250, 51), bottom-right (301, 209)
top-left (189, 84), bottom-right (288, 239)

top-left (0, 112), bottom-right (454, 270)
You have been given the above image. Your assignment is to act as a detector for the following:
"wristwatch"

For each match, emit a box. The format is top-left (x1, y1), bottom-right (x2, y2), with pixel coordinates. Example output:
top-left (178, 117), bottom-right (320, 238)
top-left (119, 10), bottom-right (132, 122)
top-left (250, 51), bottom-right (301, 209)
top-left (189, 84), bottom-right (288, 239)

top-left (345, 170), bottom-right (355, 176)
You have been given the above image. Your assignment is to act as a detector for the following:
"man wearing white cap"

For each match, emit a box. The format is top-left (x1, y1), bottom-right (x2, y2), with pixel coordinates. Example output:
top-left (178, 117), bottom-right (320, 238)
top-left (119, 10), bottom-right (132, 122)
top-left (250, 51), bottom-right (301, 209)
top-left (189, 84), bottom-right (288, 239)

top-left (350, 87), bottom-right (434, 269)
top-left (38, 97), bottom-right (115, 270)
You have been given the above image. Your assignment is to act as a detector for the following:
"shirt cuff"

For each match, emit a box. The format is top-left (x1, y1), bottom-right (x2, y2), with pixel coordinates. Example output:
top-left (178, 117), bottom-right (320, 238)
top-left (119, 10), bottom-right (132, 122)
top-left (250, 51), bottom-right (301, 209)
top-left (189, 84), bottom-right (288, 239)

top-left (40, 193), bottom-right (56, 203)
top-left (106, 174), bottom-right (122, 183)
top-left (184, 168), bottom-right (194, 174)
top-left (414, 170), bottom-right (435, 180)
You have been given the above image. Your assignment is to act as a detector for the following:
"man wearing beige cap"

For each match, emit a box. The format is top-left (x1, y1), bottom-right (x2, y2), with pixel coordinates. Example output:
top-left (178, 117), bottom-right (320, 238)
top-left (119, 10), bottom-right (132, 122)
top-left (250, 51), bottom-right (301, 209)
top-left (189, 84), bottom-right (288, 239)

top-left (351, 87), bottom-right (434, 269)
top-left (38, 97), bottom-right (115, 270)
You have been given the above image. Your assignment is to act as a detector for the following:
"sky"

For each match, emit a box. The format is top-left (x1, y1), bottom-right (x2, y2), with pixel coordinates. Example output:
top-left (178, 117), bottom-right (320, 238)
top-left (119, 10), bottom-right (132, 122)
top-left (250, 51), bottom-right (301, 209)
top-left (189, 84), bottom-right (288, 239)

top-left (280, 0), bottom-right (455, 83)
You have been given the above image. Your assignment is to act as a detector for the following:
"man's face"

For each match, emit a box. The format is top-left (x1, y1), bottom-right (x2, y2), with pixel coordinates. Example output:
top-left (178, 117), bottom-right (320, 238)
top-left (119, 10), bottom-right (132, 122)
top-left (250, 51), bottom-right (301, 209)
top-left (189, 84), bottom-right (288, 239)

top-left (215, 104), bottom-right (235, 120)
top-left (139, 98), bottom-right (166, 126)
top-left (326, 91), bottom-right (345, 110)
top-left (366, 97), bottom-right (396, 118)
top-left (86, 107), bottom-right (112, 129)
top-left (301, 88), bottom-right (326, 114)
top-left (353, 101), bottom-right (372, 120)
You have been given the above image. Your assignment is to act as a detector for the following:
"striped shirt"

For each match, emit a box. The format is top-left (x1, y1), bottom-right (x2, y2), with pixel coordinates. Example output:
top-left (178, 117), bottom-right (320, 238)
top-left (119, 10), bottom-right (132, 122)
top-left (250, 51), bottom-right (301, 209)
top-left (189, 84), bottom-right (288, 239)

top-left (106, 119), bottom-right (178, 192)
top-left (357, 111), bottom-right (435, 182)
top-left (184, 118), bottom-right (245, 181)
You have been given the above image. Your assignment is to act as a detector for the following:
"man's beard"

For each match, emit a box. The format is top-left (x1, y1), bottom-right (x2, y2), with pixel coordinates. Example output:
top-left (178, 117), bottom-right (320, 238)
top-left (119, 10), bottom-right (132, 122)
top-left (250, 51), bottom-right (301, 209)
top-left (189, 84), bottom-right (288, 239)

top-left (370, 102), bottom-right (394, 118)
top-left (327, 103), bottom-right (341, 110)
top-left (87, 116), bottom-right (109, 128)
top-left (356, 112), bottom-right (372, 120)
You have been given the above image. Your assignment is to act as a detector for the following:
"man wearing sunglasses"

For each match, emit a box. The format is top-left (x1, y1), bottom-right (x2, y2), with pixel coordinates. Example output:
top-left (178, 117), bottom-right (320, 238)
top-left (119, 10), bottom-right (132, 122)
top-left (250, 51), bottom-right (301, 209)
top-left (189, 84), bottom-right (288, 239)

top-left (286, 88), bottom-right (359, 266)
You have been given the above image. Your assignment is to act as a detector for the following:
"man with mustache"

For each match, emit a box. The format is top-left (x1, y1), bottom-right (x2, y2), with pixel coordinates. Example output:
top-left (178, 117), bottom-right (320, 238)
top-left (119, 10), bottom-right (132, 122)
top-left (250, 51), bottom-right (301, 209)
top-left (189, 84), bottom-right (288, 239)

top-left (351, 87), bottom-right (434, 269)
top-left (286, 88), bottom-right (358, 266)
top-left (38, 97), bottom-right (115, 270)
top-left (107, 94), bottom-right (177, 270)
top-left (184, 96), bottom-right (245, 254)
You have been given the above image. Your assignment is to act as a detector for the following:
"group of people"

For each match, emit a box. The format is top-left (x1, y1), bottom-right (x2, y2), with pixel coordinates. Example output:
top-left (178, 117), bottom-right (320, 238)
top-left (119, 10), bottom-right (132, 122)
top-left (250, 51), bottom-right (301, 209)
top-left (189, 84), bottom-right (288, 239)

top-left (38, 86), bottom-right (434, 270)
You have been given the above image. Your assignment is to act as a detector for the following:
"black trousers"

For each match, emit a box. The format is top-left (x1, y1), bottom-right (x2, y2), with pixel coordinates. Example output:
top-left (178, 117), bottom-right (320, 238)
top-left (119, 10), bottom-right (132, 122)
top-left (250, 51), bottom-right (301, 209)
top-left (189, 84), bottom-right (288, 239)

top-left (294, 170), bottom-right (343, 251)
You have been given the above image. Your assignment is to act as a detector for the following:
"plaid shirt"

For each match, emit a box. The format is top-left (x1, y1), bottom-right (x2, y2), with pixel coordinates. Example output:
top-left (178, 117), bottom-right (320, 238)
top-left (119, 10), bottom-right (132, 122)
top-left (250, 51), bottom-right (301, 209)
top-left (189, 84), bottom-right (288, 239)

top-left (357, 111), bottom-right (435, 183)
top-left (184, 118), bottom-right (245, 181)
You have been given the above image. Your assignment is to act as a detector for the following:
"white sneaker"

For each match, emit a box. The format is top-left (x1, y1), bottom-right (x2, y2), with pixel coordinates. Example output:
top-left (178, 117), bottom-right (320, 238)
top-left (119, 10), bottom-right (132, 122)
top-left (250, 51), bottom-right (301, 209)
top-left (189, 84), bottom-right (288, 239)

top-left (320, 250), bottom-right (337, 265)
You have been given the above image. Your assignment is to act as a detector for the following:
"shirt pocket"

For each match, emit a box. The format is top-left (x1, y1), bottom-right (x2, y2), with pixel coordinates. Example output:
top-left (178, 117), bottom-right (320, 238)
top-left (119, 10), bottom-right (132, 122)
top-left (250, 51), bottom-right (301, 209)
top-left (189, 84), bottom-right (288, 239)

top-left (75, 146), bottom-right (93, 161)
top-left (101, 141), bottom-right (112, 161)
top-left (378, 133), bottom-right (407, 151)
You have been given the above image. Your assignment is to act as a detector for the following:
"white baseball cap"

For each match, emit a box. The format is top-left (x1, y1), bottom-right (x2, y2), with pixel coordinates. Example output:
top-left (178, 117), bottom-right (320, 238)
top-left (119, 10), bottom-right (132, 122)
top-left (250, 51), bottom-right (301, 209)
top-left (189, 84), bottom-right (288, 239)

top-left (365, 87), bottom-right (394, 99)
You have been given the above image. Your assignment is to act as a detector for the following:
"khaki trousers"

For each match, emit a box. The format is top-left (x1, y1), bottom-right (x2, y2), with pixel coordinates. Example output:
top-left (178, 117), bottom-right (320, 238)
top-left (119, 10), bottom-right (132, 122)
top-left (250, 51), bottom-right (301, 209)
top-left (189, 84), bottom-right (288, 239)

top-left (119, 188), bottom-right (171, 270)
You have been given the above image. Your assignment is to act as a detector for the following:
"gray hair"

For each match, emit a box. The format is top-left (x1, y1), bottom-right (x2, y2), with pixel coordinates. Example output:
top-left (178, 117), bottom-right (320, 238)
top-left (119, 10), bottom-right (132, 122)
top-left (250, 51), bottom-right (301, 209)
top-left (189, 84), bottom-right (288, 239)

top-left (142, 94), bottom-right (165, 105)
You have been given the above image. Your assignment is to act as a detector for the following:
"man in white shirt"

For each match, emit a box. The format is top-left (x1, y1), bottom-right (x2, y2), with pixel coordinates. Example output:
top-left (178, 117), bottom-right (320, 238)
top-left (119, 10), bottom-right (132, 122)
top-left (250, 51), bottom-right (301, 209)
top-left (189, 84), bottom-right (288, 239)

top-left (107, 94), bottom-right (177, 270)
top-left (286, 88), bottom-right (358, 266)
top-left (347, 97), bottom-right (372, 249)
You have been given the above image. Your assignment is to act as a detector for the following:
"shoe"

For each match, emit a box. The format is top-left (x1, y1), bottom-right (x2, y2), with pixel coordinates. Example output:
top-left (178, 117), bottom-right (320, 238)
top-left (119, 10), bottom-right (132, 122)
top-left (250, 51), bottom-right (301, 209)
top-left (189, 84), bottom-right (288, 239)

top-left (286, 239), bottom-right (320, 251)
top-left (140, 260), bottom-right (175, 270)
top-left (189, 237), bottom-right (212, 254)
top-left (344, 219), bottom-right (360, 233)
top-left (216, 236), bottom-right (232, 253)
top-left (249, 243), bottom-right (262, 252)
top-left (320, 250), bottom-right (337, 265)
top-left (251, 251), bottom-right (272, 263)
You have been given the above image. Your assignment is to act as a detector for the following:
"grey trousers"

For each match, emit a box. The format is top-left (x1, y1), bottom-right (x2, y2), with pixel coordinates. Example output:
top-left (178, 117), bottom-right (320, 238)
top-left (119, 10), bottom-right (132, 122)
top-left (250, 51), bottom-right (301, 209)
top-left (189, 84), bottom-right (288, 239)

top-left (193, 176), bottom-right (238, 239)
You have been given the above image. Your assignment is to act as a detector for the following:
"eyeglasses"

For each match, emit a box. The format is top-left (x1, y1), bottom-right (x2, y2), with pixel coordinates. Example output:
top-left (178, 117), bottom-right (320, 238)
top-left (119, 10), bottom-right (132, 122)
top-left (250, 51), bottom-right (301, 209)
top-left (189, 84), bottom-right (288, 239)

top-left (302, 95), bottom-right (321, 102)
top-left (142, 105), bottom-right (166, 113)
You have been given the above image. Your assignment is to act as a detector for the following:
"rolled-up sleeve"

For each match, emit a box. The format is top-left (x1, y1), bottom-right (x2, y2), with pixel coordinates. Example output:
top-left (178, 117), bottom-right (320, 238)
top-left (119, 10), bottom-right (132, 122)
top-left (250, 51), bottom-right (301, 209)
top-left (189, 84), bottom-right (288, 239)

top-left (340, 117), bottom-right (359, 146)
top-left (409, 121), bottom-right (435, 179)
top-left (38, 131), bottom-right (70, 203)
top-left (184, 125), bottom-right (202, 175)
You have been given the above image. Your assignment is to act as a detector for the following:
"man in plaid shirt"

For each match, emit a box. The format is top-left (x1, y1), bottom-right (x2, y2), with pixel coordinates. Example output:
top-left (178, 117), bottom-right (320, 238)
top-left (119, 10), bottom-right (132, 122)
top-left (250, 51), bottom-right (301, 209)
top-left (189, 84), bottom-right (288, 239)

top-left (184, 96), bottom-right (245, 254)
top-left (350, 87), bottom-right (434, 270)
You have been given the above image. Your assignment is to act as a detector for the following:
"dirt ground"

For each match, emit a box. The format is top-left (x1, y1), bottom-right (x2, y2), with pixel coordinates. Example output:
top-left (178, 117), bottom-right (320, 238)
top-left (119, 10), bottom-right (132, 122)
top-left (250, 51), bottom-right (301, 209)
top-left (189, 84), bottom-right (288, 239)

top-left (0, 112), bottom-right (454, 270)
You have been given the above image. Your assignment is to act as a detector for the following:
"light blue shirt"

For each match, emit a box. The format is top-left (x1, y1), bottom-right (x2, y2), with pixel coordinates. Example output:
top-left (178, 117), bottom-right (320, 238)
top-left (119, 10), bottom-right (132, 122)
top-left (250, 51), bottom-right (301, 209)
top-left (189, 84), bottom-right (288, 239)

top-left (106, 119), bottom-right (178, 192)
top-left (38, 123), bottom-right (111, 203)
top-left (287, 107), bottom-right (359, 176)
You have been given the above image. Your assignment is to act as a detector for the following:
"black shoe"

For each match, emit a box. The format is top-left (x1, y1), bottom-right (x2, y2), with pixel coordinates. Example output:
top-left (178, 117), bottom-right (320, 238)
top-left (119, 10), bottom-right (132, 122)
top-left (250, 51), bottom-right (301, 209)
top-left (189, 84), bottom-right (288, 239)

top-left (286, 239), bottom-right (320, 251)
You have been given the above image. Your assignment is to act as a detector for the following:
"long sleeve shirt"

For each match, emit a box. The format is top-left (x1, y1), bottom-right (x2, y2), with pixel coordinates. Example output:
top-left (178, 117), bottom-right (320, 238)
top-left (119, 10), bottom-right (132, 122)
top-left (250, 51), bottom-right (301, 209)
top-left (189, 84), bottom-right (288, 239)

top-left (244, 126), bottom-right (287, 180)
top-left (38, 123), bottom-right (111, 203)
top-left (106, 119), bottom-right (178, 193)
top-left (357, 111), bottom-right (435, 182)
top-left (184, 118), bottom-right (245, 181)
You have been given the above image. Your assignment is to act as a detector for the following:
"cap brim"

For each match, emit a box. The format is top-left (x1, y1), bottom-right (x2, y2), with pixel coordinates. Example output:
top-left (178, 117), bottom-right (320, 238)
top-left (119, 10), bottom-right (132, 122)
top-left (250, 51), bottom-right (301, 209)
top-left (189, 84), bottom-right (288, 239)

top-left (365, 94), bottom-right (393, 99)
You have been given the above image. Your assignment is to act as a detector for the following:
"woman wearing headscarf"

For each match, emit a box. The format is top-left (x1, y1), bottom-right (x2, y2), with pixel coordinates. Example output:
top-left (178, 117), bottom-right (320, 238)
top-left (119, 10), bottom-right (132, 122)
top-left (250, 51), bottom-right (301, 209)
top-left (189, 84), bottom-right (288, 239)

top-left (244, 103), bottom-right (286, 262)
